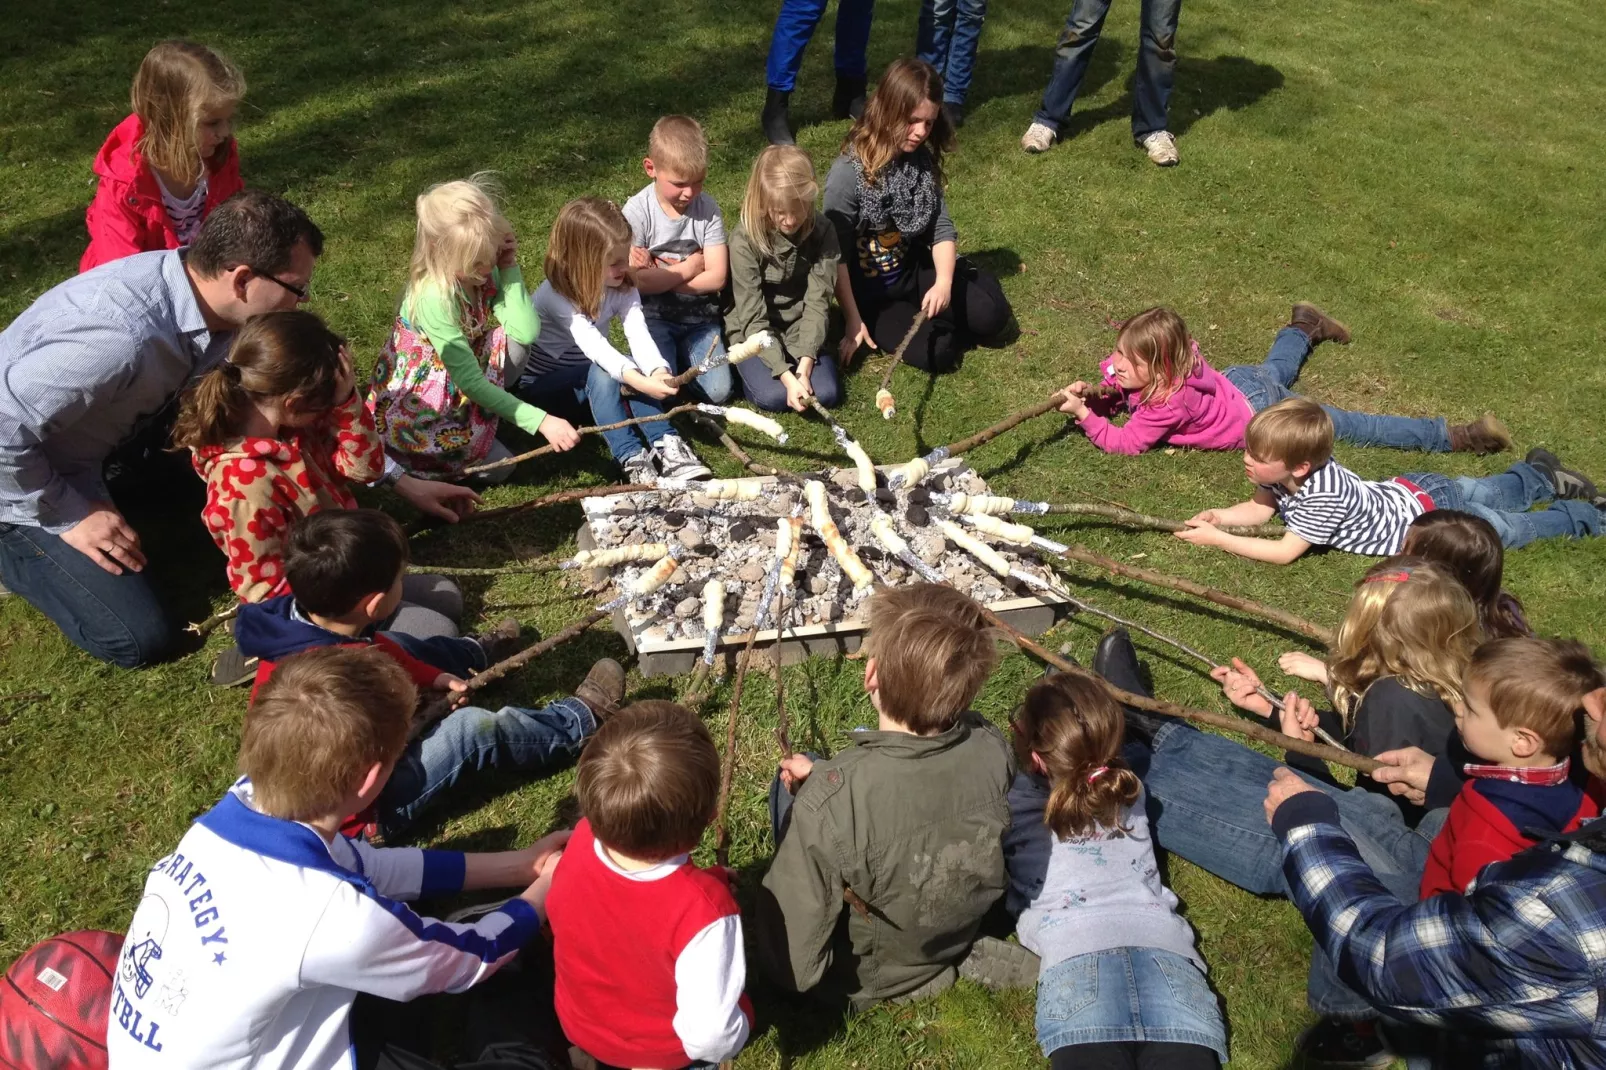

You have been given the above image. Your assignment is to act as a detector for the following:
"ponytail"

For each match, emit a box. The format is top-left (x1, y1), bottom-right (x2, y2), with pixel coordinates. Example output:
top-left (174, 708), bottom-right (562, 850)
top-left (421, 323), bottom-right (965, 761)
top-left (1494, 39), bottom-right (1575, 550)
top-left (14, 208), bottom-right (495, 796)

top-left (171, 361), bottom-right (254, 448)
top-left (1016, 671), bottom-right (1141, 840)
top-left (1042, 761), bottom-right (1141, 840)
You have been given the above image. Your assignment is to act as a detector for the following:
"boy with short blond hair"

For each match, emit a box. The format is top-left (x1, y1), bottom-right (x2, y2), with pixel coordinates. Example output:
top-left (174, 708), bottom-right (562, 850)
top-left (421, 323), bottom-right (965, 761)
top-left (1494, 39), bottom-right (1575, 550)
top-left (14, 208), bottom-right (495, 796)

top-left (623, 114), bottom-right (735, 425)
top-left (755, 583), bottom-right (1025, 1008)
top-left (545, 701), bottom-right (753, 1069)
top-left (107, 646), bottom-right (569, 1070)
top-left (1419, 637), bottom-right (1603, 897)
top-left (1177, 397), bottom-right (1604, 562)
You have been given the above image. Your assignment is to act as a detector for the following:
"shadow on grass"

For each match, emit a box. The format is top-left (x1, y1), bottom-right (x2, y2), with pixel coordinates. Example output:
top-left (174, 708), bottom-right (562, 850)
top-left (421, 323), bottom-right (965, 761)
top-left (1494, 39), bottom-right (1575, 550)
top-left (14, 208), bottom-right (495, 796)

top-left (1057, 53), bottom-right (1285, 142)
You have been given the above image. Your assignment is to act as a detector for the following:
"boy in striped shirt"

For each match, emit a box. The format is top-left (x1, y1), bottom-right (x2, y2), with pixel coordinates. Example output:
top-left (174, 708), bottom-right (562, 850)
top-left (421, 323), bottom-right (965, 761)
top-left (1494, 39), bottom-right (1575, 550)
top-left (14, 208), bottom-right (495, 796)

top-left (1176, 397), bottom-right (1603, 562)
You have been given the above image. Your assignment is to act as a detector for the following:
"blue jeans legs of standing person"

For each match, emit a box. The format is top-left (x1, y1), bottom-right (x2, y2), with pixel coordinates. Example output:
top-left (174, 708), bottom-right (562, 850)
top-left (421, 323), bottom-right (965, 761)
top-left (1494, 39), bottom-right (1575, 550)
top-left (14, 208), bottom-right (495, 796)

top-left (378, 696), bottom-right (597, 836)
top-left (1033, 0), bottom-right (1180, 138)
top-left (0, 521), bottom-right (173, 667)
top-left (766, 0), bottom-right (876, 90)
top-left (735, 351), bottom-right (843, 411)
top-left (1223, 328), bottom-right (1453, 452)
top-left (519, 360), bottom-right (669, 463)
top-left (644, 318), bottom-right (735, 404)
top-left (1404, 465), bottom-right (1603, 550)
top-left (917, 0), bottom-right (988, 105)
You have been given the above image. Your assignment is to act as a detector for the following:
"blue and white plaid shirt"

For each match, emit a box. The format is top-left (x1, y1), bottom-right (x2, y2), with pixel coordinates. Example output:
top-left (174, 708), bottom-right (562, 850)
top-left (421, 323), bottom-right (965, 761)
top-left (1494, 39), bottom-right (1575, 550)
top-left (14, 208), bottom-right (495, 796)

top-left (0, 250), bottom-right (230, 532)
top-left (1276, 791), bottom-right (1606, 1068)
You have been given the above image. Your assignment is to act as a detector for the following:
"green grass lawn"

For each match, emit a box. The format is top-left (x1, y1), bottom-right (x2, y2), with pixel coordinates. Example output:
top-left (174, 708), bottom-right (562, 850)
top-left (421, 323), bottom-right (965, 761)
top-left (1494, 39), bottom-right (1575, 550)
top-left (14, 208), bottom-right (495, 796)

top-left (3, 0), bottom-right (1604, 1065)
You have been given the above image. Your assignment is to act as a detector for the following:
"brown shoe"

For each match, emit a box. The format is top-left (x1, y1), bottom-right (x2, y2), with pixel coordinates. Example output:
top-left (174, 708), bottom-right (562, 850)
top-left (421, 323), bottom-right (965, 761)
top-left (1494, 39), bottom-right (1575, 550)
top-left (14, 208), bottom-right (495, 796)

top-left (471, 617), bottom-right (527, 664)
top-left (1288, 303), bottom-right (1351, 345)
top-left (1448, 413), bottom-right (1512, 455)
top-left (575, 658), bottom-right (626, 721)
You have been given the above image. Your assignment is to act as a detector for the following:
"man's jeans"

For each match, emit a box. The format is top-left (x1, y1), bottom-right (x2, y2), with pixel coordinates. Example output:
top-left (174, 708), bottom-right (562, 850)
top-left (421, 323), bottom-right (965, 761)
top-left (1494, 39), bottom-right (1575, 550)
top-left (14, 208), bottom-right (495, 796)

top-left (644, 318), bottom-right (734, 404)
top-left (1033, 0), bottom-right (1181, 138)
top-left (519, 360), bottom-right (670, 463)
top-left (1131, 721), bottom-right (1445, 1020)
top-left (917, 0), bottom-right (988, 105)
top-left (1406, 463), bottom-right (1603, 550)
top-left (378, 696), bottom-right (596, 836)
top-left (1224, 327), bottom-right (1453, 453)
top-left (0, 521), bottom-right (172, 667)
top-left (766, 0), bottom-right (876, 90)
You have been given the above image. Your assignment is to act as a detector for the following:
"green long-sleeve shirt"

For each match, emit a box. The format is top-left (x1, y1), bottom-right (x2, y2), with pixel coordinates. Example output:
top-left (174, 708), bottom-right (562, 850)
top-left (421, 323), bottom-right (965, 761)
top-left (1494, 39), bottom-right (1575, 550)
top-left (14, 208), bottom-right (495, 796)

top-left (724, 215), bottom-right (839, 378)
top-left (401, 265), bottom-right (545, 433)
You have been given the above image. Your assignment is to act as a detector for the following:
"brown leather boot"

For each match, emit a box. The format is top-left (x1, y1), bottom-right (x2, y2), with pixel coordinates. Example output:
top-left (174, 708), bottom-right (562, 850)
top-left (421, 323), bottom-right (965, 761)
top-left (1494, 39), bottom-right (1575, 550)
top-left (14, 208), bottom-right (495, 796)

top-left (1288, 303), bottom-right (1351, 345)
top-left (575, 658), bottom-right (626, 721)
top-left (1448, 413), bottom-right (1512, 455)
top-left (470, 617), bottom-right (526, 663)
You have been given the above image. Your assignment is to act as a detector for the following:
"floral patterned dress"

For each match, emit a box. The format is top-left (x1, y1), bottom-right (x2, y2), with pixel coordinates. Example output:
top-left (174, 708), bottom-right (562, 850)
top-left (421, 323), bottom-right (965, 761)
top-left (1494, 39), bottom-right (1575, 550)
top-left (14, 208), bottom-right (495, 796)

top-left (191, 390), bottom-right (387, 603)
top-left (367, 280), bottom-right (509, 477)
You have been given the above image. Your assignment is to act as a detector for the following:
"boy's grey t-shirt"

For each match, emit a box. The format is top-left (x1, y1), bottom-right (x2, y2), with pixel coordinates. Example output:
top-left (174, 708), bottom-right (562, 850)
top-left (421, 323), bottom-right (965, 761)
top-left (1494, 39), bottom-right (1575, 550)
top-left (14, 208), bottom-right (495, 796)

top-left (623, 184), bottom-right (725, 324)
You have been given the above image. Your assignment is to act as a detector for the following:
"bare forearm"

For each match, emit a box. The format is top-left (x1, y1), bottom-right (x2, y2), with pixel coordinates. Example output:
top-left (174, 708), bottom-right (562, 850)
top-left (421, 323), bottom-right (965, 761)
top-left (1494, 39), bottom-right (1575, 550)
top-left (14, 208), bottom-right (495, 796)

top-left (931, 240), bottom-right (957, 285)
top-left (633, 266), bottom-right (686, 295)
top-left (1215, 532), bottom-right (1307, 564)
top-left (1214, 500), bottom-right (1278, 526)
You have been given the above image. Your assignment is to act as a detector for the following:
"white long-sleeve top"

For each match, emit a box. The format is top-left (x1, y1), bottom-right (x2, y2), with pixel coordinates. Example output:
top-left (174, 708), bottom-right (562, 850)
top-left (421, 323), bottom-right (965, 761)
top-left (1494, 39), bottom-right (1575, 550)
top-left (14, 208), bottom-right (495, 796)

top-left (526, 280), bottom-right (668, 383)
top-left (107, 779), bottom-right (540, 1070)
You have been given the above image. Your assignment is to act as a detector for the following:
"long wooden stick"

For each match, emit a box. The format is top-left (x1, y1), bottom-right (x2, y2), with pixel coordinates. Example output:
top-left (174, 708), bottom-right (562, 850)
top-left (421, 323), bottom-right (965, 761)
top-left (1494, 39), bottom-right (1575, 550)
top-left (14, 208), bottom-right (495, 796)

top-left (405, 562), bottom-right (563, 577)
top-left (1041, 545), bottom-right (1333, 644)
top-left (938, 394), bottom-right (1065, 458)
top-left (691, 413), bottom-right (805, 485)
top-left (713, 624), bottom-right (762, 868)
top-left (410, 609), bottom-right (611, 737)
top-left (1037, 504), bottom-right (1285, 538)
top-left (462, 405), bottom-right (702, 475)
top-left (872, 310), bottom-right (929, 417)
top-left (425, 483), bottom-right (654, 532)
top-left (974, 603), bottom-right (1375, 773)
top-left (186, 605), bottom-right (239, 639)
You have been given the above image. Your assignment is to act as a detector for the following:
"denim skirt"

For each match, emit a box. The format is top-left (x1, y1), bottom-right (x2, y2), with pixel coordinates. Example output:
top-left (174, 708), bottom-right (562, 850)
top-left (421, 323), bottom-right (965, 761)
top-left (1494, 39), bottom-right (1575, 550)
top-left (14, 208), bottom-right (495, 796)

top-left (1036, 946), bottom-right (1228, 1061)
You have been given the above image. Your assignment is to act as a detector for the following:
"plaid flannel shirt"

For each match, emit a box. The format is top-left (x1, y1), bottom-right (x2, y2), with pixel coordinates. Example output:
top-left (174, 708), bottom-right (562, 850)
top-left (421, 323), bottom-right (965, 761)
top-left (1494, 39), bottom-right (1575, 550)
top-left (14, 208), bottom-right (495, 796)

top-left (1275, 792), bottom-right (1606, 1069)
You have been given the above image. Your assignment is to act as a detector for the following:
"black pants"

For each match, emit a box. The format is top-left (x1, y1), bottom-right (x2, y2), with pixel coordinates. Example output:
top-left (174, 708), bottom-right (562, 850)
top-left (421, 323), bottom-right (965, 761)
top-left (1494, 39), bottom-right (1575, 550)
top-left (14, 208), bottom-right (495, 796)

top-left (1050, 1040), bottom-right (1219, 1069)
top-left (350, 960), bottom-right (566, 1070)
top-left (854, 255), bottom-right (1013, 373)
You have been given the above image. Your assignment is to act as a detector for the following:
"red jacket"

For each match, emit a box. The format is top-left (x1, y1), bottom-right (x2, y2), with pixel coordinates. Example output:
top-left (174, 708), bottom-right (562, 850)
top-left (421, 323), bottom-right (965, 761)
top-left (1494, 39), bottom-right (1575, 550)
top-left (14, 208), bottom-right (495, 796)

top-left (1421, 777), bottom-right (1598, 898)
top-left (80, 113), bottom-right (244, 273)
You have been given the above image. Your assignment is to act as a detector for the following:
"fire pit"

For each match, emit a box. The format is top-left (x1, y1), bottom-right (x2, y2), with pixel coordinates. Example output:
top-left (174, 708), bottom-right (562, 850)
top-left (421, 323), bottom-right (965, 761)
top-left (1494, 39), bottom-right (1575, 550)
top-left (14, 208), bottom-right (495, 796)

top-left (579, 460), bottom-right (1070, 677)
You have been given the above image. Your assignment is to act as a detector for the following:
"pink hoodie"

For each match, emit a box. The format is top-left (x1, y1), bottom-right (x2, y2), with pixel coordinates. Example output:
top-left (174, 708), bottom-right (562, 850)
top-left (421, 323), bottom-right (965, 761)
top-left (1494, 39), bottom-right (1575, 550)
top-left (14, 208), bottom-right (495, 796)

top-left (1077, 347), bottom-right (1254, 455)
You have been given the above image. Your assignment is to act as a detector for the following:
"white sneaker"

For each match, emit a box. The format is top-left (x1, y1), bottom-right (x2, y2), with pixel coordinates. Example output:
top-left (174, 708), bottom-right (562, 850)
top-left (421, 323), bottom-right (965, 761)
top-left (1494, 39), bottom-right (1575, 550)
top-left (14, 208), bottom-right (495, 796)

top-left (620, 449), bottom-right (658, 485)
top-left (1139, 130), bottom-right (1179, 166)
top-left (1020, 121), bottom-right (1056, 154)
top-left (654, 433), bottom-right (712, 481)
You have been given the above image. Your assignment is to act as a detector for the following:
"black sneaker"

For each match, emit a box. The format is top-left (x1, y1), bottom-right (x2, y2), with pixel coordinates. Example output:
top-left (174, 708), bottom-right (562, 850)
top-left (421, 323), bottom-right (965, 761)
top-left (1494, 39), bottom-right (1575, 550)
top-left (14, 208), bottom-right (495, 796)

top-left (1294, 1018), bottom-right (1393, 1068)
top-left (1526, 447), bottom-right (1598, 500)
top-left (209, 645), bottom-right (259, 688)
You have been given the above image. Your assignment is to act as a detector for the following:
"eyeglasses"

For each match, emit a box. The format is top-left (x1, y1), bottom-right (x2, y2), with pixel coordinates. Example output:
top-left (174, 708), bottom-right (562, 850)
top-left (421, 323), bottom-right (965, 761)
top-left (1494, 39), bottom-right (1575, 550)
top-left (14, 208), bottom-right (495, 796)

top-left (252, 268), bottom-right (308, 302)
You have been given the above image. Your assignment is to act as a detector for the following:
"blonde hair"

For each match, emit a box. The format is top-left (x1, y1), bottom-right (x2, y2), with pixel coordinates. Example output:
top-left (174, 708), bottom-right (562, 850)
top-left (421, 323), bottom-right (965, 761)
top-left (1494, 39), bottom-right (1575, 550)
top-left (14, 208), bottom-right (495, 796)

top-left (239, 646), bottom-right (415, 821)
top-left (1244, 396), bottom-right (1334, 471)
top-left (131, 40), bottom-right (245, 186)
top-left (406, 174), bottom-right (510, 305)
top-left (1014, 671), bottom-right (1142, 839)
top-left (740, 145), bottom-right (819, 260)
top-left (1117, 307), bottom-right (1198, 404)
top-left (864, 583), bottom-right (1001, 735)
top-left (845, 57), bottom-right (954, 188)
top-left (544, 197), bottom-right (633, 321)
top-left (647, 115), bottom-right (708, 177)
top-left (1328, 557), bottom-right (1480, 729)
top-left (172, 310), bottom-right (345, 449)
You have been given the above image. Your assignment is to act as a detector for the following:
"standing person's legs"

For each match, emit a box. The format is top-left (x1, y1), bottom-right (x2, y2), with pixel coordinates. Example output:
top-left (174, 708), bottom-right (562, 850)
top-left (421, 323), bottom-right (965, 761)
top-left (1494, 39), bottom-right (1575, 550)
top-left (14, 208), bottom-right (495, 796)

top-left (1032, 0), bottom-right (1116, 133)
top-left (0, 522), bottom-right (173, 667)
top-left (832, 0), bottom-right (876, 81)
top-left (1132, 0), bottom-right (1181, 138)
top-left (916, 0), bottom-right (957, 79)
top-left (943, 0), bottom-right (990, 106)
top-left (765, 0), bottom-right (831, 91)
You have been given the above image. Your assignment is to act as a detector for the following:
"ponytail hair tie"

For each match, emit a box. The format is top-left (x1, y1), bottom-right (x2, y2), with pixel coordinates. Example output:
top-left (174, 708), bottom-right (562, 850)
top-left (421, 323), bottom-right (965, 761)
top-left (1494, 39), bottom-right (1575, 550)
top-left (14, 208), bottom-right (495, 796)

top-left (220, 361), bottom-right (242, 381)
top-left (1363, 568), bottom-right (1413, 584)
top-left (1086, 765), bottom-right (1109, 784)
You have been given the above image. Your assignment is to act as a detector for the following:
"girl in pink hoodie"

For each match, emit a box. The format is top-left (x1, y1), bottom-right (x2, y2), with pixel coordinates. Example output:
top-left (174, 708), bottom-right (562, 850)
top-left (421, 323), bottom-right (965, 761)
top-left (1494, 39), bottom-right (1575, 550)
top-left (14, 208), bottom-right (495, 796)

top-left (1056, 305), bottom-right (1509, 456)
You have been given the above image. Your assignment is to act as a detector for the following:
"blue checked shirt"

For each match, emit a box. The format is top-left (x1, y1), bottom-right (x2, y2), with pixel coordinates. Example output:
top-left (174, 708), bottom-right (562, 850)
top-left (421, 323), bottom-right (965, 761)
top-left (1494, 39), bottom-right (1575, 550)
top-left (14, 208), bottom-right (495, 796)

top-left (1276, 791), bottom-right (1606, 1068)
top-left (0, 250), bottom-right (230, 533)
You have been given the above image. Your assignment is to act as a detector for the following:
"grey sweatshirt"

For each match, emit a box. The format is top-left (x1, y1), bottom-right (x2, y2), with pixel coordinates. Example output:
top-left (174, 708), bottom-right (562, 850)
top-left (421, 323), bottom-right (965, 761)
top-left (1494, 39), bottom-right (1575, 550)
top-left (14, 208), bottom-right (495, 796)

top-left (1003, 773), bottom-right (1205, 973)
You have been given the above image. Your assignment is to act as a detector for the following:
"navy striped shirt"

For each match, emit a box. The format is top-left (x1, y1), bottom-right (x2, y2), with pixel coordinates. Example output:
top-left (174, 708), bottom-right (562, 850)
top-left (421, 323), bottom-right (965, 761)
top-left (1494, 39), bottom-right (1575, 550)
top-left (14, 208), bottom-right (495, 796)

top-left (1266, 459), bottom-right (1424, 556)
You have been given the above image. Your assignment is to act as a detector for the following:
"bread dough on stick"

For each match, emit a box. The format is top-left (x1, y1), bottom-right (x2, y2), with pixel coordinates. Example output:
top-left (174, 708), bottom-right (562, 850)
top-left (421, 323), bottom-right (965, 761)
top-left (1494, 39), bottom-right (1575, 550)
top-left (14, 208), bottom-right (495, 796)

top-left (806, 480), bottom-right (874, 589)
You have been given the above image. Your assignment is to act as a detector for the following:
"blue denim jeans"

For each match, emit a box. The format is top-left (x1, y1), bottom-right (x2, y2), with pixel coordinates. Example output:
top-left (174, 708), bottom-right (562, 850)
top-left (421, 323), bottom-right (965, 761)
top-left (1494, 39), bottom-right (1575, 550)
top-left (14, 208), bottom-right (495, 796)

top-left (735, 351), bottom-right (843, 412)
top-left (1036, 947), bottom-right (1227, 1061)
top-left (644, 318), bottom-right (734, 404)
top-left (765, 0), bottom-right (876, 89)
top-left (917, 0), bottom-right (988, 105)
top-left (0, 521), bottom-right (173, 667)
top-left (1223, 328), bottom-right (1453, 453)
top-left (1405, 463), bottom-right (1603, 550)
top-left (378, 696), bottom-right (596, 836)
top-left (1033, 0), bottom-right (1181, 138)
top-left (519, 360), bottom-right (669, 463)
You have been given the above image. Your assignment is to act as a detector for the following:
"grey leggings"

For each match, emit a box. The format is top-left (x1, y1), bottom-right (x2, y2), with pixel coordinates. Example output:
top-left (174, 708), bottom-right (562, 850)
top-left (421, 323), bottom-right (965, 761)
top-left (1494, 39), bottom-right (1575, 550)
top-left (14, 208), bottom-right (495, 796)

top-left (383, 574), bottom-right (464, 640)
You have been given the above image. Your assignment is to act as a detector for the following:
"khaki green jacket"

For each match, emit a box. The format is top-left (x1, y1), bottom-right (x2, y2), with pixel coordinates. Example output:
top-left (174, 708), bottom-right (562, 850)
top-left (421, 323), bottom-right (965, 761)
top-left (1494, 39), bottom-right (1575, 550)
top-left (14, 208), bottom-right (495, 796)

top-left (723, 214), bottom-right (840, 378)
top-left (753, 713), bottom-right (1014, 1008)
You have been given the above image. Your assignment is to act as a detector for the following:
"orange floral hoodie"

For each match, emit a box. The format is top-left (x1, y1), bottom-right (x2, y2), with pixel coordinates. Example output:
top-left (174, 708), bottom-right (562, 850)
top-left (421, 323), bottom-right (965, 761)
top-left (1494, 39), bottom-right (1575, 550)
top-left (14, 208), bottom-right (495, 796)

top-left (191, 391), bottom-right (387, 603)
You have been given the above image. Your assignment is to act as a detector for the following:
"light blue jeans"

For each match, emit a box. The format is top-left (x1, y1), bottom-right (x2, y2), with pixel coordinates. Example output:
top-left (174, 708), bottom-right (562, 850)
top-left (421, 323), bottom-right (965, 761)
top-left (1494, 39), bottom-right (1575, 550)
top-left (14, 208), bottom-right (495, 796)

top-left (1406, 464), bottom-right (1603, 550)
top-left (645, 318), bottom-right (735, 404)
top-left (917, 0), bottom-right (988, 105)
top-left (1224, 327), bottom-right (1453, 452)
top-left (1034, 0), bottom-right (1181, 138)
top-left (1036, 947), bottom-right (1227, 1061)
top-left (519, 359), bottom-right (670, 463)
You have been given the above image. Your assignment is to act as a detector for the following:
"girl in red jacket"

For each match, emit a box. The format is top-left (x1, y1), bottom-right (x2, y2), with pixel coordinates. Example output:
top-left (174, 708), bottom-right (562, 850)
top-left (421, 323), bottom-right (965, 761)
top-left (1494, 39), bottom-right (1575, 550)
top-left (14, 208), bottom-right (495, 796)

top-left (80, 40), bottom-right (245, 272)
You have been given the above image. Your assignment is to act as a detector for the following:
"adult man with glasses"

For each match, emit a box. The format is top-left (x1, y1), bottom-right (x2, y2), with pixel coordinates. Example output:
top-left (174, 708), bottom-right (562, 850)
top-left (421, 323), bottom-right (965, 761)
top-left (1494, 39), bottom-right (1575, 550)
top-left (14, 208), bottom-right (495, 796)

top-left (0, 190), bottom-right (476, 667)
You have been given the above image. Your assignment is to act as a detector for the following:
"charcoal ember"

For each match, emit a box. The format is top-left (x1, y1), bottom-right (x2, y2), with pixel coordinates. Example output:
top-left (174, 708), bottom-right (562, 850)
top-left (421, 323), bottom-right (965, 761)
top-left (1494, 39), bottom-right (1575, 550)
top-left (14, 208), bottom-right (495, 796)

top-left (858, 545), bottom-right (884, 563)
top-left (661, 511), bottom-right (686, 531)
top-left (873, 488), bottom-right (897, 505)
top-left (906, 487), bottom-right (932, 504)
top-left (905, 504), bottom-right (930, 527)
top-left (729, 521), bottom-right (756, 542)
